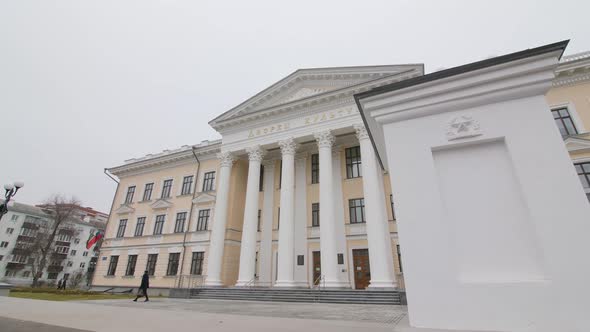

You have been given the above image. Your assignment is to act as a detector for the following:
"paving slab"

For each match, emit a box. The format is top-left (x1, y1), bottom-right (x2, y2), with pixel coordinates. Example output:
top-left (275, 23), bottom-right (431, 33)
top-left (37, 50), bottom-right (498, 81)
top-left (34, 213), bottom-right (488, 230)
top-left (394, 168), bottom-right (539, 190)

top-left (0, 316), bottom-right (92, 332)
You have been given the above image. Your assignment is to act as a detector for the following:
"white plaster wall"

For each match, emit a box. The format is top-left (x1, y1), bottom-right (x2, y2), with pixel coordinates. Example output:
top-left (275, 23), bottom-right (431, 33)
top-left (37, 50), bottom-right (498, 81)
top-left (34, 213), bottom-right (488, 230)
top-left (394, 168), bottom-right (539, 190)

top-left (382, 95), bottom-right (590, 331)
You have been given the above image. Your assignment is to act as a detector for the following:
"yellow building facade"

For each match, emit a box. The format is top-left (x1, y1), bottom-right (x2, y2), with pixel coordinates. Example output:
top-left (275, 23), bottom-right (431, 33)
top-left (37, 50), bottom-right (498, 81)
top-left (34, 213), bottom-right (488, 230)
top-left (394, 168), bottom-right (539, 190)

top-left (93, 51), bottom-right (590, 293)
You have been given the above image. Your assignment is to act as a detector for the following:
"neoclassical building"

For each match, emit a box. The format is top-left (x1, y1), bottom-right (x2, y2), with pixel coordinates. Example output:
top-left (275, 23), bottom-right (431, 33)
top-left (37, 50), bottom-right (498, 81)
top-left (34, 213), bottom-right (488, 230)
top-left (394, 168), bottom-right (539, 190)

top-left (92, 51), bottom-right (590, 292)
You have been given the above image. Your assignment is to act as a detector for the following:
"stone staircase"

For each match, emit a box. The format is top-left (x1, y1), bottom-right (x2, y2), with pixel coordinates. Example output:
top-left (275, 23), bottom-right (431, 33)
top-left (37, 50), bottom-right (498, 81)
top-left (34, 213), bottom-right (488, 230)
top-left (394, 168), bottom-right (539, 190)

top-left (185, 287), bottom-right (403, 305)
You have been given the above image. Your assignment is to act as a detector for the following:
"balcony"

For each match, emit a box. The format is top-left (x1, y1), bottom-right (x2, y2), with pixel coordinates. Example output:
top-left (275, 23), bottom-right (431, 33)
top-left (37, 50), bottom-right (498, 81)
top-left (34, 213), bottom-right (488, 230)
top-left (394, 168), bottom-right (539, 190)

top-left (5, 262), bottom-right (26, 270)
top-left (22, 221), bottom-right (40, 230)
top-left (17, 235), bottom-right (36, 243)
top-left (47, 265), bottom-right (64, 273)
top-left (54, 241), bottom-right (71, 247)
top-left (11, 246), bottom-right (32, 256)
top-left (51, 252), bottom-right (68, 260)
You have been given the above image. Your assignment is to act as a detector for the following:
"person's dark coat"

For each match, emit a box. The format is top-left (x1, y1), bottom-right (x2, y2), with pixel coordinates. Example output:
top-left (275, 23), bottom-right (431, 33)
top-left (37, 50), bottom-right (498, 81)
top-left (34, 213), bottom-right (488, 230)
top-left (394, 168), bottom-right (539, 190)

top-left (139, 273), bottom-right (149, 290)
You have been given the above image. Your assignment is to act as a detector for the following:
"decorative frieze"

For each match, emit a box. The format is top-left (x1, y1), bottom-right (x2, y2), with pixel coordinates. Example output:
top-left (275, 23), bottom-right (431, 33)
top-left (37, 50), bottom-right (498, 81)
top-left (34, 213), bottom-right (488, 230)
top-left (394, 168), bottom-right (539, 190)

top-left (446, 115), bottom-right (482, 141)
top-left (314, 130), bottom-right (335, 148)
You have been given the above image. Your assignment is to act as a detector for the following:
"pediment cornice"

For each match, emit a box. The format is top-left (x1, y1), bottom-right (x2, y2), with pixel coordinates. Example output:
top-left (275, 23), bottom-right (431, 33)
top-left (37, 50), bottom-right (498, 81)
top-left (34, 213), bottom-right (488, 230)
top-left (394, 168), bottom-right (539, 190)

top-left (151, 199), bottom-right (173, 210)
top-left (115, 204), bottom-right (135, 215)
top-left (210, 65), bottom-right (423, 132)
top-left (565, 135), bottom-right (590, 153)
top-left (192, 192), bottom-right (216, 204)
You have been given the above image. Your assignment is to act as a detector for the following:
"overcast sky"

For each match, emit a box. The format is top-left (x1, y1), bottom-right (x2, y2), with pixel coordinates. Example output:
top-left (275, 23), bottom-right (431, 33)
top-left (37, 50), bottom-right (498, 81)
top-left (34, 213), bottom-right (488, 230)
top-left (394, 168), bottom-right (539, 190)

top-left (1, 0), bottom-right (589, 213)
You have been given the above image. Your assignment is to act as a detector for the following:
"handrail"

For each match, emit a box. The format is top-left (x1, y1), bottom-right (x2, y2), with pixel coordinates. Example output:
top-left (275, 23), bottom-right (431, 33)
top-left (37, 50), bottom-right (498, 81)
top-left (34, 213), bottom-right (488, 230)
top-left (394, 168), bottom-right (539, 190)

top-left (244, 275), bottom-right (258, 288)
top-left (312, 274), bottom-right (324, 303)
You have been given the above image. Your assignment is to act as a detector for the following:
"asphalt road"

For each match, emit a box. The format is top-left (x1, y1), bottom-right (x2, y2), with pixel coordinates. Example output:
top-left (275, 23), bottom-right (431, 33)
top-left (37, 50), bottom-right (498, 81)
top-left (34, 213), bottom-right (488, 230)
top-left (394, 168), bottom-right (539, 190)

top-left (0, 317), bottom-right (92, 332)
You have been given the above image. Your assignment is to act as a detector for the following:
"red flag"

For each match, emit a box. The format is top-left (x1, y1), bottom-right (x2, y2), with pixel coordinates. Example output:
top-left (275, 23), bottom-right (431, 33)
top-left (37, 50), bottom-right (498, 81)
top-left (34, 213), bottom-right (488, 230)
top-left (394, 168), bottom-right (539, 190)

top-left (86, 230), bottom-right (104, 249)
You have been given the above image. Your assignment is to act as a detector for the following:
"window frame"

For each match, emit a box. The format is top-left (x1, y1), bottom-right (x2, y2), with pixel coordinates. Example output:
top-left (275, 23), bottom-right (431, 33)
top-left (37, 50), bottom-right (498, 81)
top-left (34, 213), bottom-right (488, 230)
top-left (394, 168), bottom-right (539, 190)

top-left (142, 183), bottom-right (154, 201)
top-left (181, 175), bottom-right (194, 195)
top-left (107, 255), bottom-right (119, 276)
top-left (311, 203), bottom-right (320, 227)
top-left (345, 146), bottom-right (362, 179)
top-left (574, 162), bottom-right (590, 202)
top-left (348, 198), bottom-right (366, 224)
top-left (161, 179), bottom-right (173, 199)
top-left (116, 219), bottom-right (127, 238)
top-left (174, 212), bottom-right (187, 233)
top-left (190, 251), bottom-right (204, 275)
top-left (153, 215), bottom-right (165, 235)
top-left (202, 171), bottom-right (216, 192)
top-left (125, 255), bottom-right (137, 276)
top-left (551, 107), bottom-right (579, 137)
top-left (134, 217), bottom-right (146, 237)
top-left (196, 209), bottom-right (210, 231)
top-left (124, 186), bottom-right (136, 204)
top-left (311, 153), bottom-right (320, 184)
top-left (166, 253), bottom-right (180, 276)
top-left (146, 254), bottom-right (158, 276)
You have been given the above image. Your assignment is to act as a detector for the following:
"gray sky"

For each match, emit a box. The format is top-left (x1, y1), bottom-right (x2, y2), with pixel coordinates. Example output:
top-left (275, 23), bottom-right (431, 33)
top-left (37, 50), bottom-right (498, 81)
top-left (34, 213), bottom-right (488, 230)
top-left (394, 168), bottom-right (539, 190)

top-left (1, 0), bottom-right (589, 213)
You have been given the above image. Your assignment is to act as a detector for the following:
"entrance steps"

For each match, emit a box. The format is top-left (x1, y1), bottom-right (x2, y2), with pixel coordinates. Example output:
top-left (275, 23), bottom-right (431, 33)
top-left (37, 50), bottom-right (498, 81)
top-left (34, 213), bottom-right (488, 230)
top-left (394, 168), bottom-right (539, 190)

top-left (185, 287), bottom-right (402, 305)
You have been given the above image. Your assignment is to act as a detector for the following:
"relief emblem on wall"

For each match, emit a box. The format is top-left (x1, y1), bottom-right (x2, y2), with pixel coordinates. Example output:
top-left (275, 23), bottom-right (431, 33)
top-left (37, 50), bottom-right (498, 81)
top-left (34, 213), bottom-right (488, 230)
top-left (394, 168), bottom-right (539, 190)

top-left (446, 115), bottom-right (482, 141)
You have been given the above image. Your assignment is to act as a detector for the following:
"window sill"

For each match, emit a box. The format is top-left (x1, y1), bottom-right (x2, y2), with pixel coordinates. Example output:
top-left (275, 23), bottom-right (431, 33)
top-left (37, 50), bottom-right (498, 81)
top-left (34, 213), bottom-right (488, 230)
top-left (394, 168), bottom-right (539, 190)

top-left (163, 275), bottom-right (177, 278)
top-left (176, 194), bottom-right (193, 198)
top-left (138, 200), bottom-right (151, 204)
top-left (122, 275), bottom-right (135, 279)
top-left (104, 275), bottom-right (116, 278)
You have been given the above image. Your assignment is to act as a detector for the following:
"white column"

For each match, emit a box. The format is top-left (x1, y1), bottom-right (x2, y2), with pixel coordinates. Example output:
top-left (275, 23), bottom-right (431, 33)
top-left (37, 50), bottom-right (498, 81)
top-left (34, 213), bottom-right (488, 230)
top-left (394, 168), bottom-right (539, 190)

top-left (354, 124), bottom-right (397, 289)
top-left (331, 147), bottom-right (351, 286)
top-left (236, 146), bottom-right (265, 286)
top-left (275, 138), bottom-right (298, 288)
top-left (258, 161), bottom-right (275, 287)
top-left (314, 130), bottom-right (349, 288)
top-left (205, 151), bottom-right (235, 286)
top-left (293, 155), bottom-right (309, 287)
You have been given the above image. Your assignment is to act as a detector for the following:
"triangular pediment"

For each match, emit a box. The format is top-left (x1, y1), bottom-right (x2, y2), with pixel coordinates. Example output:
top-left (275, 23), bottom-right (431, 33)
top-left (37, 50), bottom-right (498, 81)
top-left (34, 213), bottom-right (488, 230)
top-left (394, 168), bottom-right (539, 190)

top-left (192, 192), bottom-right (216, 204)
top-left (210, 65), bottom-right (422, 124)
top-left (150, 199), bottom-right (173, 210)
top-left (565, 136), bottom-right (590, 152)
top-left (115, 204), bottom-right (135, 215)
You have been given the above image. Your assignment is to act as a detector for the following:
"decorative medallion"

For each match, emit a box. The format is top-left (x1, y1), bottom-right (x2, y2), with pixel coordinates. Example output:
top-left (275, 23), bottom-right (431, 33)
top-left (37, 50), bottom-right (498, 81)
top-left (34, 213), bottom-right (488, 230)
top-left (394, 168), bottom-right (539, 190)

top-left (217, 151), bottom-right (235, 167)
top-left (446, 115), bottom-right (482, 141)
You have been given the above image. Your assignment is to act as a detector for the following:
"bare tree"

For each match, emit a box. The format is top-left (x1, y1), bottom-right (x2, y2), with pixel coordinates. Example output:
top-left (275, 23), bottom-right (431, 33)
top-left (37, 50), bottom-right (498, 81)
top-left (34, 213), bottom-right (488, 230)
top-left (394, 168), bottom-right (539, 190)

top-left (27, 195), bottom-right (81, 288)
top-left (68, 269), bottom-right (86, 289)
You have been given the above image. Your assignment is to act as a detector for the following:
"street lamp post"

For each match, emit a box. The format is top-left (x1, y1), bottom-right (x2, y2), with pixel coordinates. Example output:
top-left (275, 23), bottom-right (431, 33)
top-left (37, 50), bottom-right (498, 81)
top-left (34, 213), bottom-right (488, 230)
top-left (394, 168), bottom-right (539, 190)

top-left (0, 181), bottom-right (24, 221)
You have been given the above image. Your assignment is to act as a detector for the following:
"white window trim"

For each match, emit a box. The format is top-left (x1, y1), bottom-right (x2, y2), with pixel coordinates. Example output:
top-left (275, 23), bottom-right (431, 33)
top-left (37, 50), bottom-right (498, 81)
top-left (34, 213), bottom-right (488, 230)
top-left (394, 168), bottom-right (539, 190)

top-left (160, 178), bottom-right (174, 199)
top-left (123, 184), bottom-right (137, 204)
top-left (142, 182), bottom-right (155, 201)
top-left (573, 157), bottom-right (590, 195)
top-left (199, 169), bottom-right (217, 192)
top-left (551, 102), bottom-right (586, 134)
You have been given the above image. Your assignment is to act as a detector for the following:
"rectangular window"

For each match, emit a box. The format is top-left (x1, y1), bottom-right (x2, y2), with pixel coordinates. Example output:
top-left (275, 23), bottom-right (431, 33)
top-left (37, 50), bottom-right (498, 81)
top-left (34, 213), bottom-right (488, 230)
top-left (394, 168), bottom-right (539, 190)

top-left (190, 251), bottom-right (204, 275)
top-left (6, 228), bottom-right (14, 235)
top-left (116, 219), bottom-right (127, 238)
top-left (575, 162), bottom-right (590, 202)
top-left (70, 250), bottom-right (77, 256)
top-left (143, 183), bottom-right (154, 201)
top-left (67, 261), bottom-right (73, 267)
top-left (311, 153), bottom-right (320, 184)
top-left (337, 253), bottom-right (344, 265)
top-left (552, 107), bottom-right (578, 136)
top-left (107, 256), bottom-right (119, 276)
top-left (277, 207), bottom-right (280, 229)
top-left (0, 241), bottom-right (8, 248)
top-left (153, 215), bottom-right (165, 235)
top-left (257, 210), bottom-right (262, 232)
top-left (80, 262), bottom-right (86, 268)
top-left (297, 255), bottom-right (304, 266)
top-left (174, 212), bottom-right (187, 233)
top-left (202, 171), bottom-right (215, 191)
top-left (196, 209), bottom-right (210, 231)
top-left (146, 254), bottom-right (158, 276)
top-left (349, 198), bottom-right (366, 224)
top-left (345, 146), bottom-right (362, 179)
top-left (11, 215), bottom-right (19, 222)
top-left (390, 194), bottom-right (396, 220)
top-left (47, 272), bottom-right (58, 279)
top-left (161, 179), bottom-right (173, 198)
top-left (0, 255), bottom-right (3, 261)
top-left (181, 176), bottom-right (194, 195)
top-left (259, 165), bottom-right (265, 191)
top-left (397, 244), bottom-right (403, 273)
top-left (124, 186), bottom-right (136, 204)
top-left (311, 203), bottom-right (320, 227)
top-left (135, 217), bottom-right (146, 237)
top-left (166, 253), bottom-right (180, 276)
top-left (83, 251), bottom-right (88, 257)
top-left (126, 255), bottom-right (137, 276)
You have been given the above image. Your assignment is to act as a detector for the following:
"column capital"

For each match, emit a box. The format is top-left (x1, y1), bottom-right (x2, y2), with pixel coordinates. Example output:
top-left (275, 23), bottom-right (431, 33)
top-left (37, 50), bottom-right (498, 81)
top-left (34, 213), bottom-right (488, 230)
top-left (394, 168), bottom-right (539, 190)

top-left (314, 130), bottom-right (335, 148)
top-left (217, 151), bottom-right (235, 167)
top-left (353, 124), bottom-right (370, 141)
top-left (246, 145), bottom-right (266, 163)
top-left (278, 138), bottom-right (298, 156)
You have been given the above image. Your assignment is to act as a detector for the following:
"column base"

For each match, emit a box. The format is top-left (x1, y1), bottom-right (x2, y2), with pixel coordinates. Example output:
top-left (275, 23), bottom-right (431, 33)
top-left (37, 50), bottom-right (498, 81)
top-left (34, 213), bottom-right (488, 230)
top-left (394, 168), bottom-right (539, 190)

top-left (204, 279), bottom-right (224, 287)
top-left (234, 279), bottom-right (256, 287)
top-left (368, 280), bottom-right (398, 290)
top-left (255, 281), bottom-right (272, 288)
top-left (274, 280), bottom-right (309, 288)
top-left (323, 280), bottom-right (351, 289)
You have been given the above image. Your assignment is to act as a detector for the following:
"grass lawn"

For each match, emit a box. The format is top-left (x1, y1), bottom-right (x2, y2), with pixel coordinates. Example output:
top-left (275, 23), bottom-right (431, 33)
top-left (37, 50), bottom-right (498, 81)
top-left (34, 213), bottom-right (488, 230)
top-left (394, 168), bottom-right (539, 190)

top-left (10, 290), bottom-right (134, 301)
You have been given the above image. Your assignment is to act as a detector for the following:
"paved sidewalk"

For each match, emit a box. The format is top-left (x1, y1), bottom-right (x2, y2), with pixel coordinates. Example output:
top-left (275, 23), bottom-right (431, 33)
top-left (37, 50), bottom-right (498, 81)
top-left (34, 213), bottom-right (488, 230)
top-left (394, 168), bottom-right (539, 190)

top-left (0, 317), bottom-right (91, 332)
top-left (0, 297), bottom-right (483, 332)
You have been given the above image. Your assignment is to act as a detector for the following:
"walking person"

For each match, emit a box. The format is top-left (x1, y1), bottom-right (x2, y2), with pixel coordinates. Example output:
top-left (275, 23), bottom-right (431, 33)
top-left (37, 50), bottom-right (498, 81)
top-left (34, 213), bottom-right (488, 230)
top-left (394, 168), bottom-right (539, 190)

top-left (57, 279), bottom-right (62, 290)
top-left (133, 271), bottom-right (149, 302)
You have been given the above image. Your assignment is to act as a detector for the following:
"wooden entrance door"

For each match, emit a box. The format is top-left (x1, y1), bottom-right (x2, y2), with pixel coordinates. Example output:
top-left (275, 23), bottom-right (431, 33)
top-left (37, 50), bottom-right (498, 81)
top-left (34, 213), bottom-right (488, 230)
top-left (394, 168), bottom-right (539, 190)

top-left (353, 248), bottom-right (371, 289)
top-left (312, 251), bottom-right (321, 285)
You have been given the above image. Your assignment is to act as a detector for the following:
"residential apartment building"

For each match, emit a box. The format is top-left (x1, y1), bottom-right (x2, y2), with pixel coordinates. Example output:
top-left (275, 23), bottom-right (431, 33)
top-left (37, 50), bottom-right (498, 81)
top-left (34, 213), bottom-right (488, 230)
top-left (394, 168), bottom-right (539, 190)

top-left (93, 50), bottom-right (590, 293)
top-left (0, 201), bottom-right (106, 286)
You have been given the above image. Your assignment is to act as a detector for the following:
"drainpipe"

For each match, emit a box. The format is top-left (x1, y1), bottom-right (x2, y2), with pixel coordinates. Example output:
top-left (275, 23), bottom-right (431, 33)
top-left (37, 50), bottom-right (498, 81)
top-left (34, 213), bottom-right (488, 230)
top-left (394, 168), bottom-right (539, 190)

top-left (177, 146), bottom-right (201, 287)
top-left (90, 169), bottom-right (119, 288)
